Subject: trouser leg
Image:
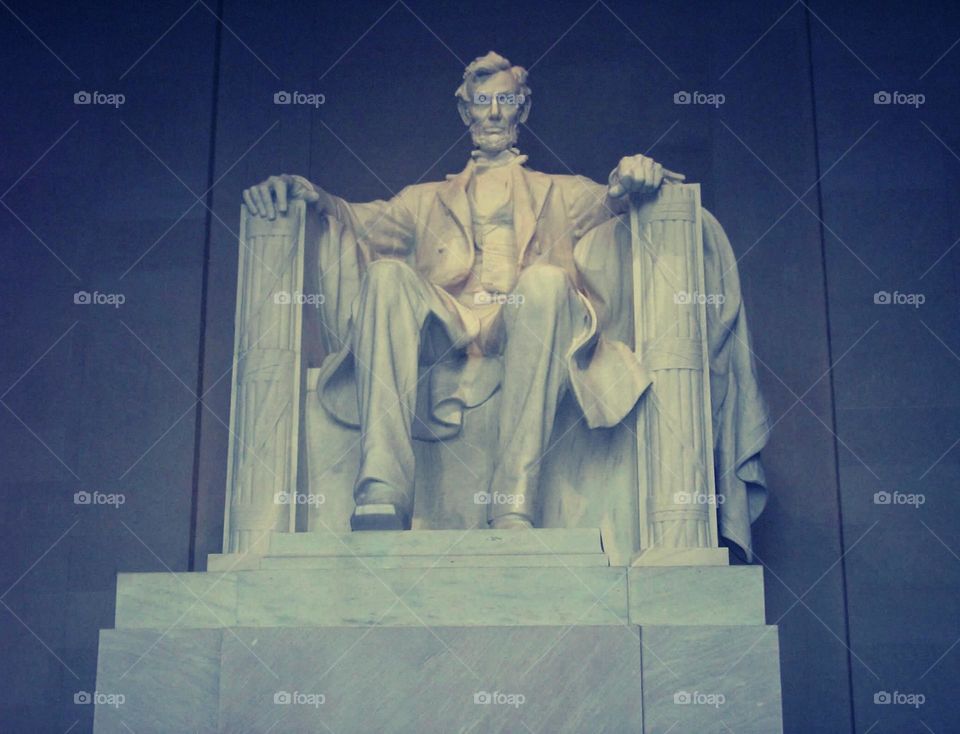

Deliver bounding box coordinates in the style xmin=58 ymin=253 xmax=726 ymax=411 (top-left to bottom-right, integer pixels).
xmin=350 ymin=259 xmax=433 ymax=516
xmin=488 ymin=264 xmax=587 ymax=526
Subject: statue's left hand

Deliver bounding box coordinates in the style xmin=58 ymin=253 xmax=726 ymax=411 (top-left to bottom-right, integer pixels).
xmin=608 ymin=155 xmax=685 ymax=198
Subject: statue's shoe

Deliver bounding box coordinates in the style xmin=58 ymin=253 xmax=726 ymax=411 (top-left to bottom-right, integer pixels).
xmin=351 ymin=480 xmax=411 ymax=531
xmin=489 ymin=513 xmax=534 ymax=530
xmin=350 ymin=503 xmax=409 ymax=531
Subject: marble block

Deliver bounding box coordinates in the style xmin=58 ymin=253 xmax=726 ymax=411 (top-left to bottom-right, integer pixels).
xmin=114 ymin=571 xmax=237 ymax=629
xmin=114 ymin=566 xmax=629 ymax=629
xmin=628 ymin=566 xmax=766 ymax=625
xmin=641 ymin=625 xmax=783 ymax=734
xmin=93 ymin=623 xmax=782 ymax=733
xmin=93 ymin=628 xmax=220 ymax=734
xmin=207 ymin=528 xmax=607 ymax=571
xmin=96 ymin=527 xmax=782 ymax=732
xmin=256 ymin=552 xmax=611 ymax=569
xmin=630 ymin=547 xmax=730 ymax=567
xmin=266 ymin=527 xmax=604 ymax=557
xmin=220 ymin=626 xmax=643 ymax=733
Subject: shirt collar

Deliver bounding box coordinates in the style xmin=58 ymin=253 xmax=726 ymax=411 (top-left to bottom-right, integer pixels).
xmin=470 ymin=147 xmax=528 ymax=170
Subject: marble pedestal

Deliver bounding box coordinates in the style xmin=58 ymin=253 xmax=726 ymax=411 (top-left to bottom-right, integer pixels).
xmin=93 ymin=530 xmax=783 ymax=733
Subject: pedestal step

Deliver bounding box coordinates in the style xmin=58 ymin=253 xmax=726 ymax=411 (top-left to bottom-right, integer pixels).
xmin=206 ymin=528 xmax=605 ymax=570
xmin=113 ymin=564 xmax=765 ymax=629
xmin=94 ymin=624 xmax=783 ymax=733
xmin=96 ymin=530 xmax=782 ymax=732
xmin=238 ymin=552 xmax=611 ymax=570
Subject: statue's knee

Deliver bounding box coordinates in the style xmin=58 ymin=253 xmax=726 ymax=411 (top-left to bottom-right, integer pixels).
xmin=513 ymin=265 xmax=570 ymax=310
xmin=361 ymin=259 xmax=419 ymax=299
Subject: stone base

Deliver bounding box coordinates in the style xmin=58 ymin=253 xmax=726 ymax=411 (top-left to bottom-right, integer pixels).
xmin=630 ymin=546 xmax=730 ymax=567
xmin=93 ymin=530 xmax=782 ymax=732
xmin=94 ymin=624 xmax=780 ymax=733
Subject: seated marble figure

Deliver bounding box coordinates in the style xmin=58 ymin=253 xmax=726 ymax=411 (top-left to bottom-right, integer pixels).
xmin=241 ymin=51 xmax=769 ymax=549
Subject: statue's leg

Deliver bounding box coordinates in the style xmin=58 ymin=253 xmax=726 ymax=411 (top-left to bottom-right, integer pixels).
xmin=350 ymin=259 xmax=434 ymax=530
xmin=489 ymin=264 xmax=588 ymax=528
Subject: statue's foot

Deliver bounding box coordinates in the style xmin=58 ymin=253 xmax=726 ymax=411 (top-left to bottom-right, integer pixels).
xmin=350 ymin=503 xmax=409 ymax=531
xmin=489 ymin=513 xmax=534 ymax=530
xmin=351 ymin=481 xmax=411 ymax=531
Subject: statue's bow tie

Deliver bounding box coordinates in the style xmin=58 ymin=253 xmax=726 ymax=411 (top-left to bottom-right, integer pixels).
xmin=471 ymin=148 xmax=528 ymax=169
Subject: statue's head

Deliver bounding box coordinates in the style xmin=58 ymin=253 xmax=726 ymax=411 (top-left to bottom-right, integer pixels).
xmin=455 ymin=51 xmax=531 ymax=155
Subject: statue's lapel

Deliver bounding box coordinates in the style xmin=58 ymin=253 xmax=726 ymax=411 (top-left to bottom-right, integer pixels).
xmin=439 ymin=163 xmax=473 ymax=243
xmin=437 ymin=158 xmax=552 ymax=262
xmin=514 ymin=166 xmax=551 ymax=261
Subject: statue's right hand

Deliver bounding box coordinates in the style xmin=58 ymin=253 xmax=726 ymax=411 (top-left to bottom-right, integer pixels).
xmin=242 ymin=174 xmax=320 ymax=219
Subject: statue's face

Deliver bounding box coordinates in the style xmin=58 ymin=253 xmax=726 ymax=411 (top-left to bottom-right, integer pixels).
xmin=465 ymin=70 xmax=524 ymax=155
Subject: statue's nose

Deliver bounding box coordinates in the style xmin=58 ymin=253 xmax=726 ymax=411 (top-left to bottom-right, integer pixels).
xmin=489 ymin=96 xmax=501 ymax=119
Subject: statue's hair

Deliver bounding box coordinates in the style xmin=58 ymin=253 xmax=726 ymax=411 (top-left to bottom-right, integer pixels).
xmin=455 ymin=51 xmax=531 ymax=104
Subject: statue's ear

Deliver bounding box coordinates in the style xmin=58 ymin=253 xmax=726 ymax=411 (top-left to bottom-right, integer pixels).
xmin=457 ymin=99 xmax=472 ymax=127
xmin=518 ymin=98 xmax=531 ymax=124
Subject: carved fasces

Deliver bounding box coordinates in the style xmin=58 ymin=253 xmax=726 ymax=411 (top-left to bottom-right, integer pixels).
xmin=223 ymin=201 xmax=308 ymax=553
xmin=630 ymin=184 xmax=720 ymax=555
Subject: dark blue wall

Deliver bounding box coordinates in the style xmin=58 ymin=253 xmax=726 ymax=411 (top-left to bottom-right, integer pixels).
xmin=1 ymin=1 xmax=958 ymax=731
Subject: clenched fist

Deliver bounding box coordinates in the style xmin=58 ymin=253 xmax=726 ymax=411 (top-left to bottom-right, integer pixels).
xmin=608 ymin=155 xmax=685 ymax=198
xmin=242 ymin=174 xmax=321 ymax=220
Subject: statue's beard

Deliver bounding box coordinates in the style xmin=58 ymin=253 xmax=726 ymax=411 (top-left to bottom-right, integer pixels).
xmin=470 ymin=120 xmax=519 ymax=154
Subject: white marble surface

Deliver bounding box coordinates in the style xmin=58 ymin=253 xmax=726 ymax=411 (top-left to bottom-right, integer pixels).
xmin=641 ymin=624 xmax=783 ymax=734
xmin=628 ymin=566 xmax=765 ymax=625
xmin=94 ymin=622 xmax=783 ymax=733
xmin=94 ymin=628 xmax=220 ymax=734
xmin=115 ymin=565 xmax=629 ymax=629
xmin=267 ymin=527 xmax=603 ymax=556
